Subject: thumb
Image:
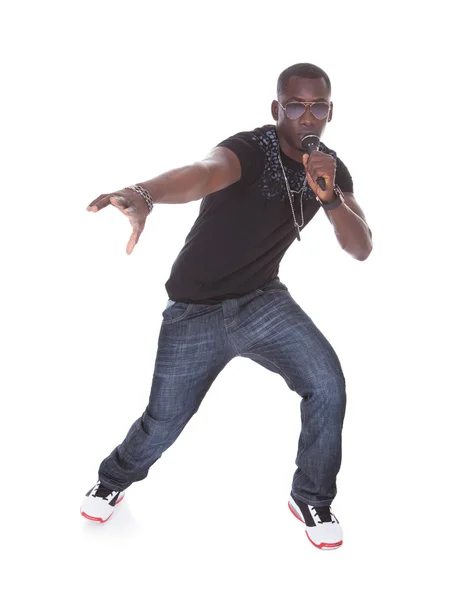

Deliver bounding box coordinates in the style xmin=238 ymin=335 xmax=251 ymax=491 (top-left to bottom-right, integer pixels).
xmin=302 ymin=154 xmax=309 ymax=168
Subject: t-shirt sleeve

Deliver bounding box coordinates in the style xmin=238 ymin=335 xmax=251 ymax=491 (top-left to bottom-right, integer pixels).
xmin=335 ymin=156 xmax=354 ymax=193
xmin=216 ymin=131 xmax=266 ymax=186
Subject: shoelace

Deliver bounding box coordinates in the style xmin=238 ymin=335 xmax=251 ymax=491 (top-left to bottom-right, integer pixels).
xmin=312 ymin=506 xmax=336 ymax=524
xmin=92 ymin=481 xmax=116 ymax=500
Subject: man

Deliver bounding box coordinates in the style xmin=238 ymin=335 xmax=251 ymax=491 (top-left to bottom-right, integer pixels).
xmin=81 ymin=63 xmax=373 ymax=551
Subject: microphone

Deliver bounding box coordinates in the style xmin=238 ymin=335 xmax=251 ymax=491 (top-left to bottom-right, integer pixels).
xmin=301 ymin=134 xmax=326 ymax=191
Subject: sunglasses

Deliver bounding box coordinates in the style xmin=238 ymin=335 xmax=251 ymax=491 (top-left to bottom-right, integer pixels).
xmin=278 ymin=101 xmax=330 ymax=120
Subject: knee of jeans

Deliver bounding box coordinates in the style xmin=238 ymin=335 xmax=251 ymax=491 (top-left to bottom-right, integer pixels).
xmin=309 ymin=369 xmax=346 ymax=404
xmin=327 ymin=368 xmax=346 ymax=393
xmin=325 ymin=373 xmax=346 ymax=417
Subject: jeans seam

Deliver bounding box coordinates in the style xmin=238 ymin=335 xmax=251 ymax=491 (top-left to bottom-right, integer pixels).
xmin=226 ymin=328 xmax=242 ymax=356
xmin=241 ymin=351 xmax=296 ymax=391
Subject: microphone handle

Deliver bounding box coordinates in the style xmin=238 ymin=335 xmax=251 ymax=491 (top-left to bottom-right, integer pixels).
xmin=317 ymin=176 xmax=326 ymax=192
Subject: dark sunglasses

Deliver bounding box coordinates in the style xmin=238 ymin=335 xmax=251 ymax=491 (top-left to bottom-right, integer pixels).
xmin=278 ymin=101 xmax=330 ymax=120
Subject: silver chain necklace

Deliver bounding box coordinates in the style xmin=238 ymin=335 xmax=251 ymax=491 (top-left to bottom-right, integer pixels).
xmin=278 ymin=148 xmax=308 ymax=241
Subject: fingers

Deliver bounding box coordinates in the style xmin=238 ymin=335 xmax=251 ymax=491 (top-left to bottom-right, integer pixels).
xmin=111 ymin=197 xmax=141 ymax=220
xmin=305 ymin=169 xmax=317 ymax=194
xmin=302 ymin=154 xmax=322 ymax=193
xmin=86 ymin=194 xmax=130 ymax=213
xmin=87 ymin=191 xmax=147 ymax=255
xmin=109 ymin=195 xmax=129 ymax=210
xmin=86 ymin=194 xmax=112 ymax=212
xmin=303 ymin=152 xmax=323 ymax=184
xmin=305 ymin=152 xmax=336 ymax=181
xmin=304 ymin=152 xmax=321 ymax=182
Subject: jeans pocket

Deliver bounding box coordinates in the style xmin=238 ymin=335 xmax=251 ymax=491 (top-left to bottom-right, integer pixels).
xmin=162 ymin=301 xmax=193 ymax=324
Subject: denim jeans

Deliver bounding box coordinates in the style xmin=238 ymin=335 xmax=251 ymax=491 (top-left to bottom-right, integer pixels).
xmin=98 ymin=278 xmax=346 ymax=507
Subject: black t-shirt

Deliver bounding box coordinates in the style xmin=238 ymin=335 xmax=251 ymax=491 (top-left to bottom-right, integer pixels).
xmin=165 ymin=124 xmax=353 ymax=304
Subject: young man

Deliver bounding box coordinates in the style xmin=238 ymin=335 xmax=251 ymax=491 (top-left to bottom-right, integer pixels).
xmin=81 ymin=63 xmax=373 ymax=551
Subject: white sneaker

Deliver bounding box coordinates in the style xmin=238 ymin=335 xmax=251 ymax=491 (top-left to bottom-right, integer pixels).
xmin=288 ymin=494 xmax=343 ymax=550
xmin=81 ymin=481 xmax=125 ymax=523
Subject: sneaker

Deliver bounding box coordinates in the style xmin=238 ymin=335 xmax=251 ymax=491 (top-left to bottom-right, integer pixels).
xmin=80 ymin=481 xmax=125 ymax=523
xmin=288 ymin=494 xmax=343 ymax=550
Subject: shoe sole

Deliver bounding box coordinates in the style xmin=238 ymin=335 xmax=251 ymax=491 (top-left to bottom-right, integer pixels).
xmin=81 ymin=494 xmax=125 ymax=523
xmin=288 ymin=500 xmax=343 ymax=550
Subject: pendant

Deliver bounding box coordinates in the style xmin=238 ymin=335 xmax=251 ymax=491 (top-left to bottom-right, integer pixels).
xmin=295 ymin=225 xmax=301 ymax=241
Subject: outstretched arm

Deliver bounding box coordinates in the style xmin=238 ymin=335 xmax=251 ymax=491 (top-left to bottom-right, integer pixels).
xmin=86 ymin=147 xmax=242 ymax=255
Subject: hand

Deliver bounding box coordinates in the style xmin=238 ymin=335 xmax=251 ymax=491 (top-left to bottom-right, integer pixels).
xmin=86 ymin=188 xmax=150 ymax=255
xmin=302 ymin=151 xmax=336 ymax=203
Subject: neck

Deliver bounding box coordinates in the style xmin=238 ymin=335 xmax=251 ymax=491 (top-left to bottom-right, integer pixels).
xmin=277 ymin=136 xmax=304 ymax=164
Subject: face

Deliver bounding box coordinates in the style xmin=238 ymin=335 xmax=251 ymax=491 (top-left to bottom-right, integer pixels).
xmin=271 ymin=76 xmax=333 ymax=162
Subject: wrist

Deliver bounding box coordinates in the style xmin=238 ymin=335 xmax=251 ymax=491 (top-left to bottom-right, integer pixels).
xmin=317 ymin=192 xmax=335 ymax=203
xmin=125 ymin=184 xmax=155 ymax=213
xmin=316 ymin=185 xmax=345 ymax=211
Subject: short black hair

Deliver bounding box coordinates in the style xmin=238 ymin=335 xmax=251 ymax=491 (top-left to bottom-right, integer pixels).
xmin=277 ymin=63 xmax=331 ymax=97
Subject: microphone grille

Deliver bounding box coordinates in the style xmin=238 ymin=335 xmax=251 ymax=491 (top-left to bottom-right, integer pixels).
xmin=301 ymin=134 xmax=321 ymax=153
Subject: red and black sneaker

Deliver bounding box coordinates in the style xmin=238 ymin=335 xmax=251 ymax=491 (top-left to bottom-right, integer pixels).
xmin=288 ymin=494 xmax=343 ymax=550
xmin=80 ymin=481 xmax=125 ymax=523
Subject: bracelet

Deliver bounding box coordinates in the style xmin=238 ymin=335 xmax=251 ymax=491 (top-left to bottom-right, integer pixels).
xmin=316 ymin=185 xmax=345 ymax=211
xmin=125 ymin=185 xmax=155 ymax=213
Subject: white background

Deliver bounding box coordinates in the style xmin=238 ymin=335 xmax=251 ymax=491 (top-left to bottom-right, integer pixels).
xmin=1 ymin=0 xmax=458 ymax=598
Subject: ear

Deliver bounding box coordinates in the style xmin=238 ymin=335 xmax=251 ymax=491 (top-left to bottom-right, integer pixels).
xmin=271 ymin=100 xmax=279 ymax=121
xmin=328 ymin=101 xmax=334 ymax=122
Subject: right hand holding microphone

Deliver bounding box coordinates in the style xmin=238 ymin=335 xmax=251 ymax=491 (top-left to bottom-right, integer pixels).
xmin=86 ymin=186 xmax=152 ymax=255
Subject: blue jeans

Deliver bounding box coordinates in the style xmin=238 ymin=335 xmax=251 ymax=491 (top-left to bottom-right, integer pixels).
xmin=98 ymin=278 xmax=346 ymax=507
